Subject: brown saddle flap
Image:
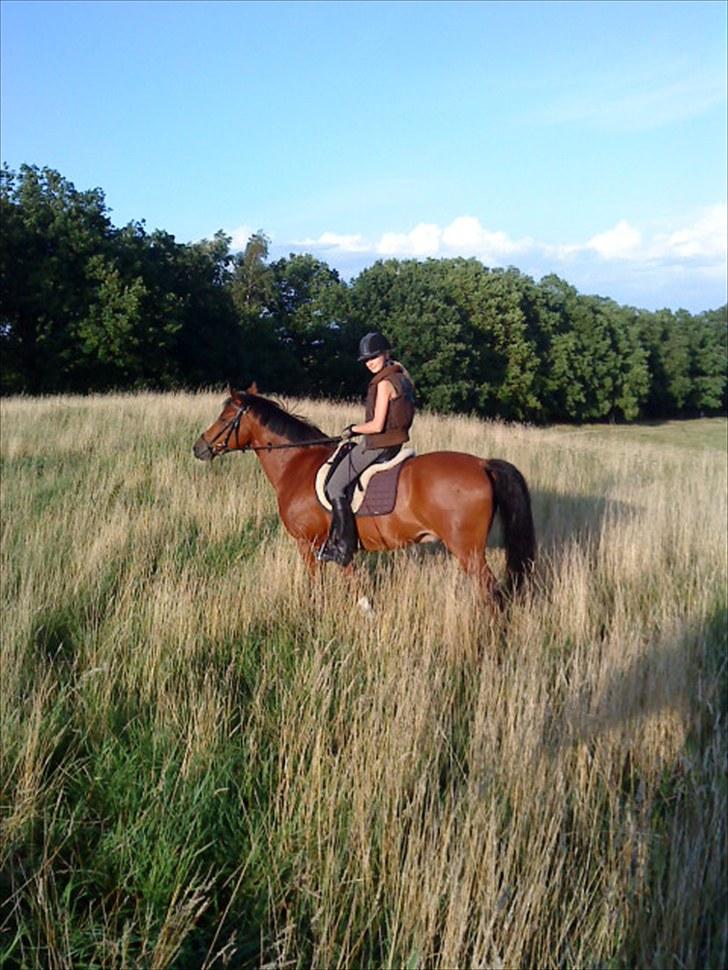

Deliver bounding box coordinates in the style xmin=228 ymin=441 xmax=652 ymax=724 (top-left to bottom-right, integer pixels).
xmin=354 ymin=458 xmax=412 ymax=517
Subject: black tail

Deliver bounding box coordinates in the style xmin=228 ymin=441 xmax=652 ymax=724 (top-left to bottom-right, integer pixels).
xmin=485 ymin=459 xmax=536 ymax=594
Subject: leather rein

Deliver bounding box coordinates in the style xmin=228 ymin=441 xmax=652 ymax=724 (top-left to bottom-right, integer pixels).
xmin=206 ymin=403 xmax=343 ymax=456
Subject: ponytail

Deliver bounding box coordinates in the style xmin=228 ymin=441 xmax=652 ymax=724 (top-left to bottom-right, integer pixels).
xmin=391 ymin=359 xmax=414 ymax=386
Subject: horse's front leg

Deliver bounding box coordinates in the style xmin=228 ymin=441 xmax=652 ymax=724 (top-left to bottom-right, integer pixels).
xmin=334 ymin=561 xmax=374 ymax=617
xmin=300 ymin=545 xmax=375 ymax=617
xmin=296 ymin=536 xmax=322 ymax=577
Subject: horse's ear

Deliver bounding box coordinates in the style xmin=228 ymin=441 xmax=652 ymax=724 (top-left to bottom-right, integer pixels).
xmin=246 ymin=381 xmax=258 ymax=395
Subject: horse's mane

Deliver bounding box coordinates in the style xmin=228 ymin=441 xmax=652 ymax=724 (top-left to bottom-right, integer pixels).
xmin=242 ymin=394 xmax=325 ymax=442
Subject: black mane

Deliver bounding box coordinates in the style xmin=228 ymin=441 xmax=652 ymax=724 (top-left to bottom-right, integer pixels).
xmin=243 ymin=394 xmax=325 ymax=442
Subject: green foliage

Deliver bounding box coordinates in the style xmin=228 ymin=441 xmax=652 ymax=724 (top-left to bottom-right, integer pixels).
xmin=269 ymin=252 xmax=349 ymax=396
xmin=1 ymin=164 xmax=726 ymax=421
xmin=638 ymin=309 xmax=692 ymax=417
xmin=687 ymin=308 xmax=728 ymax=413
xmin=0 ymin=164 xmax=113 ymax=391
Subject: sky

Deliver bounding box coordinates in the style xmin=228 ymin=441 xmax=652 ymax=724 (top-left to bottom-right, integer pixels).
xmin=2 ymin=0 xmax=726 ymax=311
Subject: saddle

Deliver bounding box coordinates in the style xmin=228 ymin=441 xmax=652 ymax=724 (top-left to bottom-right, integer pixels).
xmin=315 ymin=443 xmax=415 ymax=517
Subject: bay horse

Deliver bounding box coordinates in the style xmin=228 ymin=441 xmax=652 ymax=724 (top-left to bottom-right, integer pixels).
xmin=193 ymin=386 xmax=536 ymax=600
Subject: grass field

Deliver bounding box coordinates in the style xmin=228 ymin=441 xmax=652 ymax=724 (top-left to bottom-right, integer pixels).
xmin=1 ymin=393 xmax=726 ymax=969
xmin=550 ymin=417 xmax=727 ymax=451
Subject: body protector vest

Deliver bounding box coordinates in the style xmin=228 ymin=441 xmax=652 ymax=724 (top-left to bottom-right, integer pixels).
xmin=364 ymin=363 xmax=415 ymax=450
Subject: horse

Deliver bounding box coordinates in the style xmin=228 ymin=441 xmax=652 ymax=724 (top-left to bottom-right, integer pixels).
xmin=193 ymin=386 xmax=536 ymax=601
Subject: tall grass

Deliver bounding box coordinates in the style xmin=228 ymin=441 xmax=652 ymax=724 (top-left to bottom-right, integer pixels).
xmin=1 ymin=392 xmax=726 ymax=969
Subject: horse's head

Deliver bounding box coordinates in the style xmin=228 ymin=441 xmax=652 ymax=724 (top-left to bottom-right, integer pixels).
xmin=193 ymin=383 xmax=258 ymax=461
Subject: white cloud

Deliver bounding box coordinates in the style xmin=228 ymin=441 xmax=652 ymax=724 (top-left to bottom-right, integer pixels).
xmin=441 ymin=216 xmax=534 ymax=262
xmin=542 ymin=206 xmax=727 ymax=270
xmin=441 ymin=216 xmax=484 ymax=250
xmin=585 ymin=220 xmax=643 ymax=260
xmin=282 ymin=205 xmax=727 ymax=308
xmin=377 ymin=223 xmax=441 ymax=257
xmin=319 ymin=231 xmax=369 ymax=252
xmin=296 ymin=231 xmax=370 ymax=253
xmin=367 ymin=216 xmax=533 ymax=261
xmin=650 ymin=203 xmax=727 ymax=262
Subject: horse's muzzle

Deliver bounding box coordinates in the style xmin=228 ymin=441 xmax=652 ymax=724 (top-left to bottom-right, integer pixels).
xmin=193 ymin=436 xmax=214 ymax=461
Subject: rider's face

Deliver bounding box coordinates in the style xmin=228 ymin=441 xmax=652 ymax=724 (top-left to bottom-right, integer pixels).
xmin=365 ymin=354 xmax=387 ymax=373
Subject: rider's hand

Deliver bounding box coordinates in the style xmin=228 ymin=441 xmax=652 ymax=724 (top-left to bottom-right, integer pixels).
xmin=340 ymin=424 xmax=358 ymax=440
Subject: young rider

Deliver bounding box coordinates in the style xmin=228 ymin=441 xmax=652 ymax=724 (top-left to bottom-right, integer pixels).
xmin=317 ymin=332 xmax=415 ymax=566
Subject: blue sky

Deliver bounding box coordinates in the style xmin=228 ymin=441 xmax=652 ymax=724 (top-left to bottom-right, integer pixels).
xmin=2 ymin=0 xmax=726 ymax=310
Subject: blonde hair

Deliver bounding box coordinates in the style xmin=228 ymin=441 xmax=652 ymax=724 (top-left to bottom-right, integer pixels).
xmin=390 ymin=358 xmax=414 ymax=385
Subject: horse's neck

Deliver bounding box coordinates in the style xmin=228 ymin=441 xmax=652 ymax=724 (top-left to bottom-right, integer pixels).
xmin=248 ymin=420 xmax=319 ymax=494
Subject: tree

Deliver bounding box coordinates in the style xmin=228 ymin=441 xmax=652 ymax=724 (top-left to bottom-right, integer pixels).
xmin=601 ymin=301 xmax=649 ymax=421
xmin=72 ymin=225 xmax=239 ymax=389
xmin=533 ymin=274 xmax=586 ymax=421
xmin=0 ymin=164 xmax=112 ymax=392
xmin=637 ymin=308 xmax=692 ymax=417
xmin=2 ymin=163 xmax=724 ymax=419
xmin=269 ymin=253 xmax=349 ymax=396
xmin=229 ymin=232 xmax=275 ymax=319
xmin=463 ymin=266 xmax=542 ymax=420
xmin=687 ymin=307 xmax=727 ymax=413
xmin=226 ymin=232 xmax=290 ymax=389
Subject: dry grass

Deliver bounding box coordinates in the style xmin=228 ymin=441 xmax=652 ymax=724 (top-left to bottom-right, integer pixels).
xmin=1 ymin=392 xmax=726 ymax=969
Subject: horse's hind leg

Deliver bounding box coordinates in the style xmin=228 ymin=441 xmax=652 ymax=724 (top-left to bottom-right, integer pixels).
xmin=443 ymin=536 xmax=500 ymax=605
xmin=461 ymin=550 xmax=499 ymax=600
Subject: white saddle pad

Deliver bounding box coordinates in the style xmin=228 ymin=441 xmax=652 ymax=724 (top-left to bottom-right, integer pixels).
xmin=315 ymin=443 xmax=415 ymax=513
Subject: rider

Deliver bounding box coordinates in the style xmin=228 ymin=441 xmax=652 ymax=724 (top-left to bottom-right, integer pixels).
xmin=317 ymin=332 xmax=415 ymax=566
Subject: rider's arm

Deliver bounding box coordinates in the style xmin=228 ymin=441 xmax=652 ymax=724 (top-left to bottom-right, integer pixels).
xmin=352 ymin=380 xmax=396 ymax=435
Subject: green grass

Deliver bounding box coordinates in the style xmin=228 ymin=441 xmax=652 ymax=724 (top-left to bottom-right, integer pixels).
xmin=1 ymin=394 xmax=726 ymax=969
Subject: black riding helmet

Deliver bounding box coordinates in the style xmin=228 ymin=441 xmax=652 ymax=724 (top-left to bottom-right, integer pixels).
xmin=358 ymin=332 xmax=392 ymax=362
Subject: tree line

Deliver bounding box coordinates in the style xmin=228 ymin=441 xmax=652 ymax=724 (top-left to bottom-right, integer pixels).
xmin=2 ymin=164 xmax=726 ymax=422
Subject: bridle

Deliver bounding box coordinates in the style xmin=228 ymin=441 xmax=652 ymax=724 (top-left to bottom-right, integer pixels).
xmin=205 ymin=402 xmax=250 ymax=456
xmin=205 ymin=402 xmax=342 ymax=457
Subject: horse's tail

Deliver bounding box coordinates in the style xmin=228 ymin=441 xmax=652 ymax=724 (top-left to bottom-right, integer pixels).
xmin=485 ymin=459 xmax=536 ymax=594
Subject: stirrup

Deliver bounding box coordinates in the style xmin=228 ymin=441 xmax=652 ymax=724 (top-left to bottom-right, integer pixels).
xmin=316 ymin=534 xmax=356 ymax=566
xmin=316 ymin=541 xmax=341 ymax=563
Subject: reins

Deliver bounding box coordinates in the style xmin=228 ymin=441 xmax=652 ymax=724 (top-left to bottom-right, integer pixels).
xmin=242 ymin=436 xmax=342 ymax=452
xmin=206 ymin=402 xmax=342 ymax=456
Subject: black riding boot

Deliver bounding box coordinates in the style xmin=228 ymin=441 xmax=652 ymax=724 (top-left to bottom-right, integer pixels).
xmin=317 ymin=499 xmax=358 ymax=566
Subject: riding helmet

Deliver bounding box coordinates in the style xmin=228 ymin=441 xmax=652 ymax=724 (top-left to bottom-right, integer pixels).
xmin=358 ymin=332 xmax=392 ymax=362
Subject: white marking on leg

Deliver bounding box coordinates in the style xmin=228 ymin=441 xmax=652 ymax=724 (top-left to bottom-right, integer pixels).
xmin=357 ymin=595 xmax=375 ymax=619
